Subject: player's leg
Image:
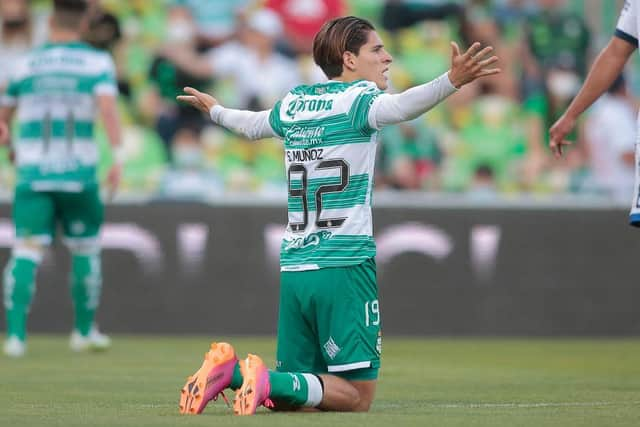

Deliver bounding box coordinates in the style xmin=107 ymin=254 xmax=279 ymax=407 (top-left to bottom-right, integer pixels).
xmin=317 ymin=375 xmax=376 ymax=412
xmin=234 ymin=259 xmax=381 ymax=414
xmin=59 ymin=187 xmax=108 ymax=350
xmin=314 ymin=257 xmax=381 ymax=411
xmin=233 ymin=275 xmax=326 ymax=415
xmin=233 ymin=358 xmax=376 ymax=414
xmin=3 ymin=187 xmax=54 ymax=357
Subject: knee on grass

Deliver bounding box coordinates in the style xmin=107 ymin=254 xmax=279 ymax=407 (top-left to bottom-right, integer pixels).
xmin=317 ymin=375 xmax=373 ymax=412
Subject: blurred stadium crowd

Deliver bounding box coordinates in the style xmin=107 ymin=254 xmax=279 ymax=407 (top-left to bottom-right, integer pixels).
xmin=0 ymin=0 xmax=636 ymax=201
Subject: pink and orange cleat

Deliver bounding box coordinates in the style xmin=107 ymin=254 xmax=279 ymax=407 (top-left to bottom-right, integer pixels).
xmin=233 ymin=353 xmax=274 ymax=415
xmin=179 ymin=342 xmax=237 ymax=414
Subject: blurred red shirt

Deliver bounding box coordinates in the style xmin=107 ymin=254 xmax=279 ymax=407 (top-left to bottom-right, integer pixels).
xmin=265 ymin=0 xmax=346 ymax=53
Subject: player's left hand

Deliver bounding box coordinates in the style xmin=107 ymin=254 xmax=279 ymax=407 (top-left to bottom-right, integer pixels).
xmin=549 ymin=113 xmax=575 ymax=158
xmin=105 ymin=163 xmax=122 ymax=201
xmin=448 ymin=42 xmax=500 ymax=88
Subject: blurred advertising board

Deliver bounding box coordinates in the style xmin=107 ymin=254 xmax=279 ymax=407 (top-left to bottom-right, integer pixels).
xmin=1 ymin=201 xmax=638 ymax=336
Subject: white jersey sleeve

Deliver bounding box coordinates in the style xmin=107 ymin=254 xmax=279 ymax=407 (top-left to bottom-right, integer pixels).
xmin=367 ymin=72 xmax=457 ymax=130
xmin=209 ymin=105 xmax=276 ymax=140
xmin=616 ymin=0 xmax=639 ymax=47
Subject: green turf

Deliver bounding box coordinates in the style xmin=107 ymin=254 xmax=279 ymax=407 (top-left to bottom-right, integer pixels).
xmin=1 ymin=336 xmax=639 ymax=427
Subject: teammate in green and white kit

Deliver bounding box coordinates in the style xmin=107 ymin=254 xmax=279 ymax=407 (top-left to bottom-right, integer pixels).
xmin=177 ymin=16 xmax=499 ymax=415
xmin=0 ymin=0 xmax=122 ymax=357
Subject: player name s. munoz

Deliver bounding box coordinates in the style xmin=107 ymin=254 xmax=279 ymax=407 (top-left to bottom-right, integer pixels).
xmin=286 ymin=148 xmax=325 ymax=162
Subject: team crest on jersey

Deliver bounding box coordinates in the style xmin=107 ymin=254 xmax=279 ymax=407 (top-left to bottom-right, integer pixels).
xmin=285 ymin=96 xmax=333 ymax=118
xmin=284 ymin=230 xmax=332 ymax=250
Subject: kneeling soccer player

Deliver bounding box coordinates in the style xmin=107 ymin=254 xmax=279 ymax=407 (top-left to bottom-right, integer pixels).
xmin=177 ymin=15 xmax=500 ymax=414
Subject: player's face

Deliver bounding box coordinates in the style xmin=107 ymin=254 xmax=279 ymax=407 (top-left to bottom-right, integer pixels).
xmin=352 ymin=31 xmax=393 ymax=90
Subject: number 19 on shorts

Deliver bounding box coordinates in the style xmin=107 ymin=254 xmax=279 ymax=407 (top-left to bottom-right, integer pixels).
xmin=364 ymin=300 xmax=380 ymax=327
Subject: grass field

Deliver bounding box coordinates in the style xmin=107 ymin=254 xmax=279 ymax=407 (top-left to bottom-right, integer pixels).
xmin=1 ymin=336 xmax=639 ymax=427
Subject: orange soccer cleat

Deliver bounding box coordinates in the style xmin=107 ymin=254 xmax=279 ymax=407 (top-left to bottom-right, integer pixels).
xmin=233 ymin=353 xmax=274 ymax=415
xmin=179 ymin=342 xmax=237 ymax=414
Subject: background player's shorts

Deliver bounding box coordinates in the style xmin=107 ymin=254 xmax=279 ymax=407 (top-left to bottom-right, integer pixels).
xmin=12 ymin=184 xmax=104 ymax=244
xmin=276 ymin=257 xmax=381 ymax=381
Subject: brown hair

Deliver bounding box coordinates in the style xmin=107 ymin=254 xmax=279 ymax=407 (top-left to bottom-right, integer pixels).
xmin=52 ymin=0 xmax=88 ymax=30
xmin=312 ymin=16 xmax=375 ymax=79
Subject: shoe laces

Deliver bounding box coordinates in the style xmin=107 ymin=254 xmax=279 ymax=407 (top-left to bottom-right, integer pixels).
xmin=213 ymin=391 xmax=231 ymax=408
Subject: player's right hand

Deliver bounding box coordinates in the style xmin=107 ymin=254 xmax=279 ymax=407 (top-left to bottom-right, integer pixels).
xmin=549 ymin=113 xmax=575 ymax=159
xmin=105 ymin=163 xmax=122 ymax=202
xmin=448 ymin=42 xmax=500 ymax=88
xmin=177 ymin=87 xmax=219 ymax=114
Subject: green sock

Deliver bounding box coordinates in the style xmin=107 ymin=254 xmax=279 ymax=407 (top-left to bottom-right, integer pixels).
xmin=230 ymin=362 xmax=243 ymax=390
xmin=3 ymin=256 xmax=38 ymax=341
xmin=70 ymin=253 xmax=102 ymax=336
xmin=268 ymin=371 xmax=324 ymax=407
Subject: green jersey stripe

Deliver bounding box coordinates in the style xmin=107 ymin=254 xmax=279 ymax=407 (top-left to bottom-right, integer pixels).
xmin=11 ymin=73 xmax=107 ymax=95
xmin=19 ymin=120 xmax=94 ymax=140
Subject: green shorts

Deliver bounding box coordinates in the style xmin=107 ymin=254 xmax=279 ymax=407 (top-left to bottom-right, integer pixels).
xmin=276 ymin=258 xmax=381 ymax=381
xmin=12 ymin=184 xmax=103 ymax=244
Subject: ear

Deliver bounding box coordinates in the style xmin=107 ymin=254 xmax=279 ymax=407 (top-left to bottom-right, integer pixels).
xmin=342 ymin=51 xmax=357 ymax=72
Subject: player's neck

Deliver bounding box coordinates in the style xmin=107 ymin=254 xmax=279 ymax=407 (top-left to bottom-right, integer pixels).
xmin=48 ymin=28 xmax=81 ymax=44
xmin=333 ymin=67 xmax=367 ymax=83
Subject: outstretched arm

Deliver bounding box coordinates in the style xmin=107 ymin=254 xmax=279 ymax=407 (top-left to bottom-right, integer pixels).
xmin=177 ymin=87 xmax=276 ymax=140
xmin=370 ymin=42 xmax=500 ymax=129
xmin=0 ymin=120 xmax=9 ymax=146
xmin=97 ymin=94 xmax=123 ymax=198
xmin=0 ymin=103 xmax=16 ymax=163
xmin=549 ymin=37 xmax=636 ymax=158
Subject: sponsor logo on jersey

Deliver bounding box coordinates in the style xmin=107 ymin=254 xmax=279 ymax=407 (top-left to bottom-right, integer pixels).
xmin=30 ymin=55 xmax=84 ymax=69
xmin=284 ymin=230 xmax=332 ymax=250
xmin=285 ymin=125 xmax=325 ymax=146
xmin=285 ymin=97 xmax=333 ymax=118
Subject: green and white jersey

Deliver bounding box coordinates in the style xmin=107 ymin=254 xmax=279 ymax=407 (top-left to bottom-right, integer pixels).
xmin=269 ymin=80 xmax=383 ymax=271
xmin=0 ymin=41 xmax=118 ymax=192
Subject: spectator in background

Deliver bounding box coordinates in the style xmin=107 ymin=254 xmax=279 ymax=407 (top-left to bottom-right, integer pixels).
xmin=84 ymin=0 xmax=121 ymax=51
xmin=169 ymin=0 xmax=250 ymax=49
xmin=162 ymin=8 xmax=301 ymax=111
xmin=467 ymin=163 xmax=498 ymax=199
xmin=442 ymin=80 xmax=526 ymax=192
xmin=83 ymin=0 xmax=129 ymax=99
xmin=265 ymin=0 xmax=345 ymax=56
xmin=522 ymin=0 xmax=591 ymax=97
xmin=584 ymin=74 xmax=637 ymax=201
xmin=158 ymin=127 xmax=223 ymax=199
xmin=522 ymin=61 xmax=585 ymax=191
xmin=148 ymin=6 xmax=212 ymax=161
xmin=379 ymin=120 xmax=442 ymax=190
xmin=493 ymin=0 xmax=536 ymax=36
xmin=0 ymin=0 xmax=48 ymax=91
xmin=465 ymin=0 xmax=518 ymax=98
xmin=381 ymin=0 xmax=472 ymax=46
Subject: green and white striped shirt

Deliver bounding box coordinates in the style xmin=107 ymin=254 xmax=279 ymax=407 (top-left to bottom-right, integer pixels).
xmin=269 ymin=80 xmax=383 ymax=270
xmin=209 ymin=72 xmax=456 ymax=271
xmin=1 ymin=41 xmax=118 ymax=192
